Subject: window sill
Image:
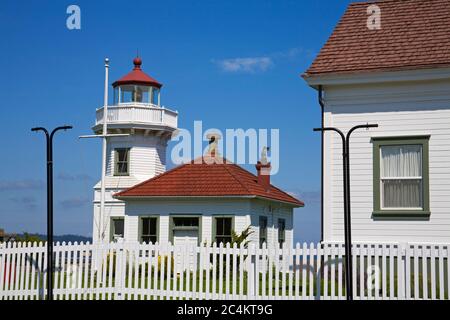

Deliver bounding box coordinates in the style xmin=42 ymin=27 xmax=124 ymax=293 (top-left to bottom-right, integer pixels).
xmin=114 ymin=174 xmax=130 ymax=177
xmin=372 ymin=210 xmax=430 ymax=218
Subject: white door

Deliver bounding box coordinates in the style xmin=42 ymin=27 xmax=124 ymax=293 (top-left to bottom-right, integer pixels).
xmin=174 ymin=229 xmax=198 ymax=273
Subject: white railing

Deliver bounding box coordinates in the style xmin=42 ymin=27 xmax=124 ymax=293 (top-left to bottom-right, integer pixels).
xmin=95 ymin=104 xmax=178 ymax=129
xmin=0 ymin=241 xmax=449 ymax=300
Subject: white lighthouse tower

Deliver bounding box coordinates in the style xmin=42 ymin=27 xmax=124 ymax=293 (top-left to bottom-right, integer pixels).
xmin=91 ymin=57 xmax=178 ymax=243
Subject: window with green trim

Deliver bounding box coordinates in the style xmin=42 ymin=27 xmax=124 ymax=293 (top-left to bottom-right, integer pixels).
xmin=114 ymin=148 xmax=130 ymax=176
xmin=373 ymin=136 xmax=430 ymax=216
xmin=215 ymin=217 xmax=232 ymax=244
xmin=141 ymin=217 xmax=158 ymax=244
xmin=110 ymin=217 xmax=124 ymax=242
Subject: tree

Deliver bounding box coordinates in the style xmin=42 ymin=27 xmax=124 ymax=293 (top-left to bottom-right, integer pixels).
xmin=15 ymin=232 xmax=42 ymax=243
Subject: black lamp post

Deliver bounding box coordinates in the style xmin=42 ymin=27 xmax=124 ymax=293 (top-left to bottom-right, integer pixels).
xmin=31 ymin=125 xmax=73 ymax=300
xmin=314 ymin=123 xmax=378 ymax=300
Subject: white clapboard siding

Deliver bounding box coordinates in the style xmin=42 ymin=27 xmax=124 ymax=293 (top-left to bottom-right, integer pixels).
xmin=323 ymin=78 xmax=450 ymax=243
xmin=0 ymin=241 xmax=449 ymax=300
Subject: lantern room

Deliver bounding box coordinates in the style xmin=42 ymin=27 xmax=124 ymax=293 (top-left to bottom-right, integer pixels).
xmin=112 ymin=57 xmax=162 ymax=106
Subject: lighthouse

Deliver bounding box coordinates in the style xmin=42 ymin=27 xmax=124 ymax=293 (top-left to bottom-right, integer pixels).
xmin=91 ymin=57 xmax=178 ymax=243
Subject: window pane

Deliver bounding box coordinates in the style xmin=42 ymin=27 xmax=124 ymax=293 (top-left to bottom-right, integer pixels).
xmin=121 ymin=86 xmax=133 ymax=103
xmin=383 ymin=179 xmax=422 ymax=208
xmin=115 ymin=149 xmax=129 ymax=175
xmin=142 ymin=218 xmax=157 ymax=243
xmin=152 ymin=88 xmax=159 ymax=105
xmin=224 ymin=218 xmax=232 ymax=235
xmin=142 ymin=218 xmax=150 ymax=235
xmin=381 ymin=145 xmax=422 ymax=178
xmin=259 ymin=216 xmax=267 ymax=247
xmin=113 ymin=219 xmax=124 ymax=236
xmin=117 ymin=149 xmax=129 ymax=162
xmin=278 ymin=219 xmax=286 ymax=245
xmin=173 ymin=217 xmax=199 ymax=227
xmin=118 ymin=163 xmax=128 ymax=174
xmin=149 ymin=218 xmax=157 ymax=235
xmin=215 ymin=218 xmax=232 ymax=243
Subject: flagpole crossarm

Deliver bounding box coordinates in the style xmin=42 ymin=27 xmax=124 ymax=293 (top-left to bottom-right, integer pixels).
xmin=79 ymin=134 xmax=131 ymax=139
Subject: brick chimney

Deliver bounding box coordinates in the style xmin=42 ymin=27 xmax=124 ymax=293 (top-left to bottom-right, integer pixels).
xmin=256 ymin=161 xmax=271 ymax=191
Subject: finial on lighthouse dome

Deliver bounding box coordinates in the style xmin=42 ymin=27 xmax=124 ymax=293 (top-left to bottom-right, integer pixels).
xmin=112 ymin=55 xmax=162 ymax=89
xmin=133 ymin=56 xmax=142 ymax=69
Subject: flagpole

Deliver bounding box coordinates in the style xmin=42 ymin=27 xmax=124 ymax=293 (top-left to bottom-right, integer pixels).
xmin=99 ymin=58 xmax=109 ymax=243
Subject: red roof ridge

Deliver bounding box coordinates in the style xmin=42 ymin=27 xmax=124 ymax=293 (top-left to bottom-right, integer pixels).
xmin=222 ymin=163 xmax=253 ymax=194
xmin=226 ymin=163 xmax=304 ymax=206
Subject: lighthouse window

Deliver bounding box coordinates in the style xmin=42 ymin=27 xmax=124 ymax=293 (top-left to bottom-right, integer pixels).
xmin=120 ymin=86 xmax=133 ymax=103
xmin=151 ymin=87 xmax=160 ymax=105
xmin=119 ymin=85 xmax=151 ymax=104
xmin=114 ymin=148 xmax=130 ymax=176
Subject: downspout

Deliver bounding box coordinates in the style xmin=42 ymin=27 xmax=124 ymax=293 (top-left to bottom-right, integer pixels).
xmin=318 ymin=85 xmax=325 ymax=243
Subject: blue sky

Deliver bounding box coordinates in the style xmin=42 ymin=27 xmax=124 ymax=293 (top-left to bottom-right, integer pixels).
xmin=0 ymin=0 xmax=354 ymax=242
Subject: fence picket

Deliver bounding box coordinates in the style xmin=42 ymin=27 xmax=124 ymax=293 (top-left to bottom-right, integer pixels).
xmin=225 ymin=243 xmax=230 ymax=299
xmin=389 ymin=244 xmax=395 ymax=299
xmin=352 ymin=244 xmax=357 ymax=299
xmin=422 ymin=245 xmax=428 ymax=299
xmin=308 ymin=243 xmax=314 ymax=299
xmin=281 ymin=245 xmax=286 ymax=300
xmin=338 ymin=243 xmax=343 ymax=300
xmin=413 ymin=245 xmax=419 ymax=299
xmin=211 ymin=243 xmax=216 ymax=299
xmin=316 ymin=243 xmax=322 ymax=300
xmin=238 ymin=244 xmax=244 ymax=299
xmin=438 ymin=245 xmax=444 ymax=300
xmin=430 ymin=245 xmax=436 ymax=300
xmin=205 ymin=244 xmax=211 ymax=300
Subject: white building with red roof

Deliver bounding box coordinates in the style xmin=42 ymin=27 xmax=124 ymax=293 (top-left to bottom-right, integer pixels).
xmin=303 ymin=0 xmax=450 ymax=244
xmin=91 ymin=57 xmax=303 ymax=248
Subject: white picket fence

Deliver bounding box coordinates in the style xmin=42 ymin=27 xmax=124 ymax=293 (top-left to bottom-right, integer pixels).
xmin=0 ymin=241 xmax=449 ymax=300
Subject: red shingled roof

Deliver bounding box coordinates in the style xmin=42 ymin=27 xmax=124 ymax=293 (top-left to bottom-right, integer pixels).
xmin=304 ymin=0 xmax=450 ymax=76
xmin=114 ymin=156 xmax=304 ymax=207
xmin=112 ymin=57 xmax=162 ymax=88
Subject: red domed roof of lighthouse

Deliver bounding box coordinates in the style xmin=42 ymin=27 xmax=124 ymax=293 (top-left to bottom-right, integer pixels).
xmin=112 ymin=57 xmax=162 ymax=88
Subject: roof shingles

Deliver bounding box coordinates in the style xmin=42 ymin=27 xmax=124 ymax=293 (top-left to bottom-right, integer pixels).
xmin=304 ymin=0 xmax=450 ymax=76
xmin=114 ymin=156 xmax=304 ymax=207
